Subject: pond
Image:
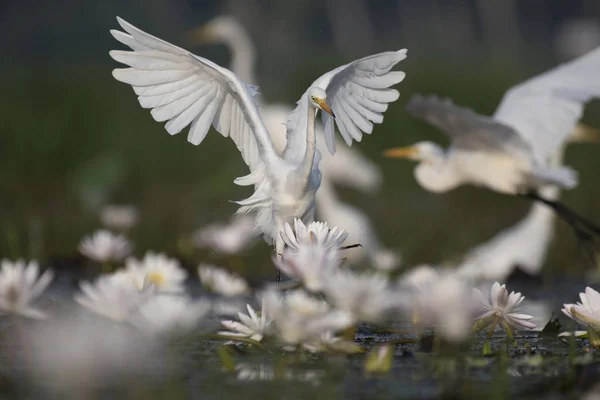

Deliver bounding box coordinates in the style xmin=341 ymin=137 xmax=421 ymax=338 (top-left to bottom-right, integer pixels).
xmin=0 ymin=271 xmax=597 ymax=400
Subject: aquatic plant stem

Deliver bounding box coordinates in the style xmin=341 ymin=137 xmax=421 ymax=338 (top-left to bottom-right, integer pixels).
xmin=487 ymin=319 xmax=498 ymax=340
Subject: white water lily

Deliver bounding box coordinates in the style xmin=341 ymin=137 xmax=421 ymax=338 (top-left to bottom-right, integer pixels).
xmin=198 ymin=265 xmax=250 ymax=297
xmin=262 ymin=289 xmax=353 ymax=346
xmin=274 ymin=242 xmax=341 ymax=292
xmin=0 ymin=259 xmax=53 ymax=319
xmin=473 ymin=282 xmax=536 ymax=335
xmin=125 ymin=252 xmax=187 ymax=293
xmin=132 ymin=294 xmax=212 ymax=336
xmin=562 ymin=286 xmax=600 ymax=329
xmin=280 ymin=219 xmax=347 ymax=250
xmin=193 ymin=215 xmax=257 ymax=254
xmin=218 ymin=301 xmax=271 ymax=342
xmin=75 ymin=273 xmax=154 ymax=322
xmin=99 ymin=204 xmax=139 ymax=231
xmin=322 ymin=269 xmax=399 ymax=323
xmin=78 ymin=230 xmax=132 ymax=263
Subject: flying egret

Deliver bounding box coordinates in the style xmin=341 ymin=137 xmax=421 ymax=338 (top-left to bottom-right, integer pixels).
xmin=189 ymin=15 xmax=397 ymax=267
xmin=384 ymin=47 xmax=600 ymax=241
xmin=109 ymin=17 xmax=407 ymax=259
xmin=457 ymin=126 xmax=600 ymax=281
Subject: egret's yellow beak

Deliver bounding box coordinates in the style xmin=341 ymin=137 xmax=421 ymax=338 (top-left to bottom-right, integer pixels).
xmin=382 ymin=146 xmax=419 ymax=159
xmin=570 ymin=123 xmax=600 ymax=143
xmin=316 ymin=99 xmax=335 ymax=118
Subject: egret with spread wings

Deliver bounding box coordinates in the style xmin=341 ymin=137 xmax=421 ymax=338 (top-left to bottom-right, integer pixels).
xmin=109 ymin=17 xmax=407 ymax=258
xmin=384 ymin=47 xmax=600 ymax=240
xmin=189 ymin=15 xmax=400 ymax=269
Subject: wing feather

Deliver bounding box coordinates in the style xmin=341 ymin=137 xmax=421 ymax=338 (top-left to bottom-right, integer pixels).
xmin=188 ymin=87 xmax=222 ymax=145
xmin=112 ymin=68 xmax=195 ymax=86
xmin=109 ymin=17 xmax=278 ymax=173
xmin=340 ymin=100 xmax=373 ymax=133
xmin=285 ymin=49 xmax=407 ymax=155
xmin=151 ymin=83 xmax=212 ymax=123
xmin=110 ymin=50 xmax=191 ymax=70
xmin=406 ymin=94 xmax=533 ymax=156
xmin=133 ymin=75 xmax=199 ymax=96
xmin=346 ymin=95 xmax=383 ymax=123
xmin=357 ymin=95 xmax=388 ymax=113
xmin=138 ymin=79 xmax=205 ymax=109
xmin=493 ymin=47 xmax=600 ymax=163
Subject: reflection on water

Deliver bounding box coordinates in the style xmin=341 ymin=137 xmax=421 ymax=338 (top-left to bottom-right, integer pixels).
xmin=235 ymin=363 xmax=325 ymax=385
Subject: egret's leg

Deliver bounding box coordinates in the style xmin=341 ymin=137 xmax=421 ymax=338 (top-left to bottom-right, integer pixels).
xmin=523 ymin=192 xmax=600 ymax=235
xmin=521 ymin=192 xmax=599 ymax=267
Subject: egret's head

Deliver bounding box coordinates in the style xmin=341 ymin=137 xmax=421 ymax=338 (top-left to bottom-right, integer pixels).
xmin=383 ymin=141 xmax=443 ymax=162
xmin=188 ymin=16 xmax=244 ymax=45
xmin=308 ymin=87 xmax=335 ymax=117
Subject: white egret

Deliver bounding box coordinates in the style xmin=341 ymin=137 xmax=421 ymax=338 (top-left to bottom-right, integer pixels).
xmin=457 ymin=126 xmax=600 ymax=280
xmin=384 ymin=47 xmax=600 ymax=241
xmin=189 ymin=15 xmax=397 ymax=266
xmin=109 ymin=17 xmax=407 ymax=259
xmin=189 ymin=16 xmax=384 ymax=189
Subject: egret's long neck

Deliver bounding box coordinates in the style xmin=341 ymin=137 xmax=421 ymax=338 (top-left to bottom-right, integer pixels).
xmin=294 ymin=103 xmax=317 ymax=187
xmin=227 ymin=30 xmax=257 ymax=84
xmin=301 ymin=106 xmax=318 ymax=177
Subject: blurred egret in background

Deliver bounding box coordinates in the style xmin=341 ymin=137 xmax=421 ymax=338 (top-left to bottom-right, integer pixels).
xmin=457 ymin=126 xmax=600 ymax=281
xmin=384 ymin=47 xmax=600 ymax=243
xmin=188 ymin=16 xmax=400 ymax=267
xmin=109 ymin=17 xmax=406 ymax=258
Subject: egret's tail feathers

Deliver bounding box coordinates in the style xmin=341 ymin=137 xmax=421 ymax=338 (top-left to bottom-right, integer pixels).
xmin=530 ymin=166 xmax=578 ymax=189
xmin=233 ymin=173 xmax=256 ymax=186
xmin=234 ymin=205 xmax=275 ymax=245
xmin=233 ymin=191 xmax=270 ymax=207
xmin=234 ymin=167 xmax=267 ymax=186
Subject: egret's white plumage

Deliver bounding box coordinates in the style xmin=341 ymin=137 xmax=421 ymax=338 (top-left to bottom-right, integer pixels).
xmin=384 ymin=47 xmax=600 ymax=195
xmin=188 ymin=15 xmax=397 ymax=264
xmin=109 ymin=17 xmax=407 ymax=258
xmin=456 ymin=125 xmax=600 ymax=280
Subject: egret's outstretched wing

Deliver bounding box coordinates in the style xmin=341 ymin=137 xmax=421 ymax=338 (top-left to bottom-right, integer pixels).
xmin=109 ymin=17 xmax=278 ymax=172
xmin=286 ymin=50 xmax=407 ymax=156
xmin=493 ymin=47 xmax=600 ymax=163
xmin=406 ymin=94 xmax=532 ymax=156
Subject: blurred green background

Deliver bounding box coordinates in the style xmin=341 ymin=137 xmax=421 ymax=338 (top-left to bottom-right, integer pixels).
xmin=1 ymin=0 xmax=600 ymax=281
